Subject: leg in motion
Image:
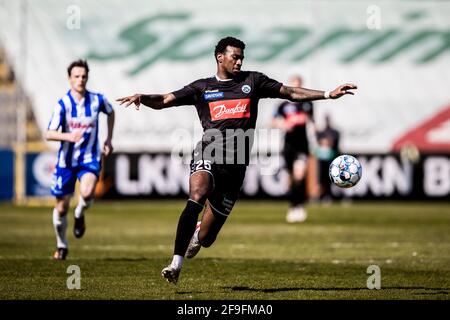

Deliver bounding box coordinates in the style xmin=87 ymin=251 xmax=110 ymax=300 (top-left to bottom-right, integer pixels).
xmin=74 ymin=172 xmax=97 ymax=238
xmin=286 ymin=155 xmax=308 ymax=223
xmin=162 ymin=171 xmax=213 ymax=284
xmin=52 ymin=195 xmax=71 ymax=260
xmin=186 ymin=166 xmax=245 ymax=259
xmin=185 ymin=201 xmax=228 ymax=259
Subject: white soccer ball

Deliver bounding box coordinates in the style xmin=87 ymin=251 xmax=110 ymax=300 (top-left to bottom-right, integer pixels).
xmin=329 ymin=155 xmax=362 ymax=188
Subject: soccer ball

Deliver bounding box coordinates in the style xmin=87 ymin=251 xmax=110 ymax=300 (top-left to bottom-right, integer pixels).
xmin=329 ymin=155 xmax=362 ymax=188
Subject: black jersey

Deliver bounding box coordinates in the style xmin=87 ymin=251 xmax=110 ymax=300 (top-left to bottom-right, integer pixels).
xmin=172 ymin=71 xmax=282 ymax=164
xmin=274 ymin=100 xmax=314 ymax=150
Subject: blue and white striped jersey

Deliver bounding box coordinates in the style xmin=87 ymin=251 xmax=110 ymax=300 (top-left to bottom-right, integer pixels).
xmin=48 ymin=90 xmax=113 ymax=168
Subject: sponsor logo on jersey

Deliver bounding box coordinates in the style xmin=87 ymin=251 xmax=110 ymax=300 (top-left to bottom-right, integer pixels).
xmin=242 ymin=85 xmax=251 ymax=94
xmin=204 ymin=92 xmax=225 ymax=101
xmin=69 ymin=121 xmax=94 ymax=129
xmin=209 ymin=99 xmax=251 ymax=121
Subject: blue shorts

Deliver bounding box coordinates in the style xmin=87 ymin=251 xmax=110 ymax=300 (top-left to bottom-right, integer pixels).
xmin=51 ymin=163 xmax=100 ymax=197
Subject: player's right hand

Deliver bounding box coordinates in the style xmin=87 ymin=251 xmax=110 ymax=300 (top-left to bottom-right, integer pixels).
xmin=69 ymin=130 xmax=83 ymax=143
xmin=116 ymin=94 xmax=141 ymax=110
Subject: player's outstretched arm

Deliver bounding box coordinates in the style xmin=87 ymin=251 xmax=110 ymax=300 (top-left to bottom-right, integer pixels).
xmin=279 ymin=83 xmax=357 ymax=102
xmin=116 ymin=93 xmax=176 ymax=110
xmin=45 ymin=130 xmax=83 ymax=143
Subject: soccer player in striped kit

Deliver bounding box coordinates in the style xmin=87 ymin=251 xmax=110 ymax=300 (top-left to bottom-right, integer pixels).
xmin=46 ymin=60 xmax=115 ymax=260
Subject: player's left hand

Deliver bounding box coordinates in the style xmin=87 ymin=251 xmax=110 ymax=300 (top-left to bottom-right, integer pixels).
xmin=330 ymin=84 xmax=357 ymax=99
xmin=103 ymin=139 xmax=113 ymax=156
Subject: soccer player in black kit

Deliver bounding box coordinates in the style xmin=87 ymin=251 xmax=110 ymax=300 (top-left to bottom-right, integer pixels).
xmin=117 ymin=37 xmax=357 ymax=284
xmin=272 ymin=75 xmax=314 ymax=223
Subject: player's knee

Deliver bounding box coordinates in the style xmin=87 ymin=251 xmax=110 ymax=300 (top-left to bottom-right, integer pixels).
xmin=293 ymin=165 xmax=307 ymax=181
xmin=189 ymin=186 xmax=210 ymax=204
xmin=56 ymin=203 xmax=69 ymax=215
xmin=292 ymin=170 xmax=306 ymax=182
xmin=80 ymin=185 xmax=95 ymax=200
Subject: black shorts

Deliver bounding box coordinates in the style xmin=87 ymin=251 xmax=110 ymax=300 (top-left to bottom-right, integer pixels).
xmin=283 ymin=144 xmax=309 ymax=174
xmin=190 ymin=155 xmax=246 ymax=217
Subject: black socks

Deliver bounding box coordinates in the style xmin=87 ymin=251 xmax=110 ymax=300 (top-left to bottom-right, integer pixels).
xmin=174 ymin=200 xmax=204 ymax=256
xmin=290 ymin=180 xmax=306 ymax=207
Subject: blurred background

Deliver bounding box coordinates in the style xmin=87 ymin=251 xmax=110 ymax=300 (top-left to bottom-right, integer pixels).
xmin=0 ymin=0 xmax=449 ymax=204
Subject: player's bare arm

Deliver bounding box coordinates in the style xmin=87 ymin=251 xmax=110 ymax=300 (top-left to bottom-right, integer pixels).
xmin=279 ymin=83 xmax=357 ymax=102
xmin=103 ymin=110 xmax=115 ymax=156
xmin=45 ymin=130 xmax=83 ymax=143
xmin=116 ymin=93 xmax=176 ymax=110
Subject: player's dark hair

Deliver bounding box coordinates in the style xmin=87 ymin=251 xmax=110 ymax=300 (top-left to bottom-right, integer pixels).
xmin=214 ymin=37 xmax=245 ymax=61
xmin=67 ymin=59 xmax=89 ymax=77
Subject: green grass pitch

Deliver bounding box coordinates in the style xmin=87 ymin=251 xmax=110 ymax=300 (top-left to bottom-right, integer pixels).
xmin=0 ymin=200 xmax=449 ymax=300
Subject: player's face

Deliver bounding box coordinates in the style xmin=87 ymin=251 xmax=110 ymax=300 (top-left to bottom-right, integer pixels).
xmin=218 ymin=46 xmax=244 ymax=76
xmin=69 ymin=66 xmax=88 ymax=93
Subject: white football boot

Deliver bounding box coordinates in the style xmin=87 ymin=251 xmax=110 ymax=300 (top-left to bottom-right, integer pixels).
xmin=161 ymin=265 xmax=181 ymax=284
xmin=186 ymin=221 xmax=202 ymax=259
xmin=286 ymin=206 xmax=308 ymax=223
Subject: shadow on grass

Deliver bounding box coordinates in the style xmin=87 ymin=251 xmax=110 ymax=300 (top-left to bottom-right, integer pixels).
xmin=173 ymin=286 xmax=449 ymax=296
xmin=101 ymin=257 xmax=149 ymax=262
xmin=224 ymin=286 xmax=450 ymax=293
